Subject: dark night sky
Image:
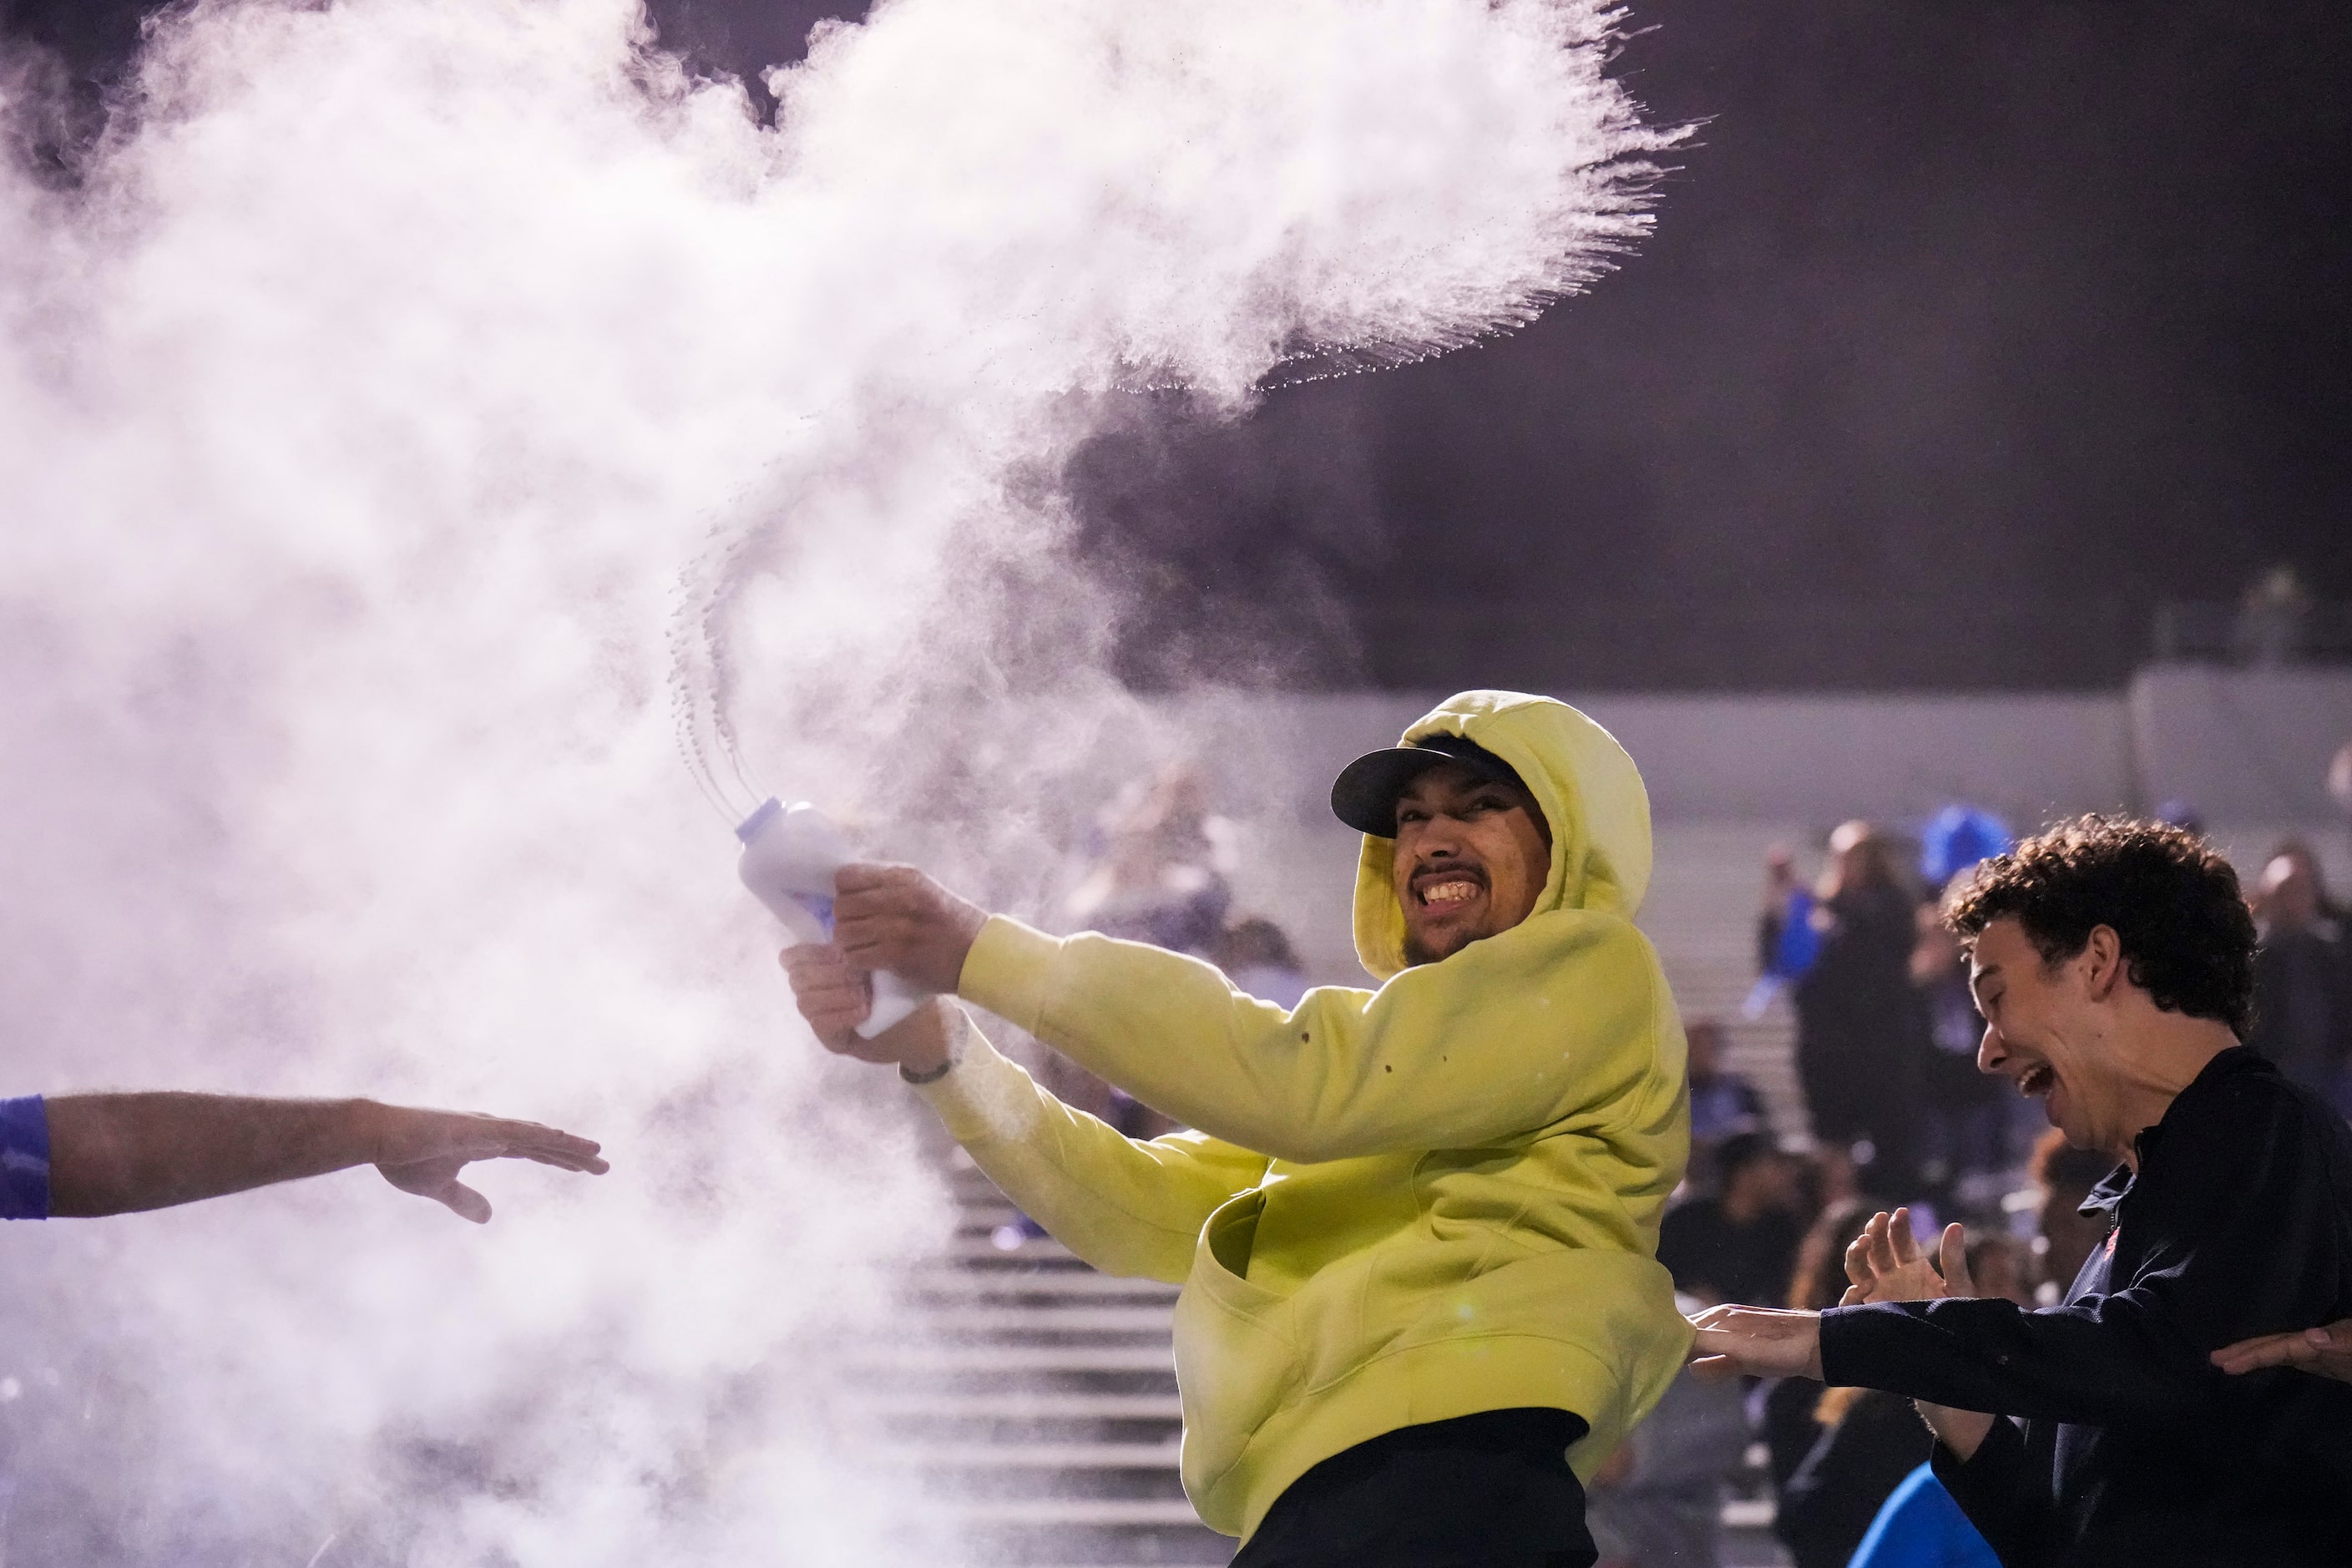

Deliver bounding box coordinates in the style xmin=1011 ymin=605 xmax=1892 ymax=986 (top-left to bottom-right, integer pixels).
xmin=11 ymin=0 xmax=2350 ymax=690
xmin=1055 ymin=0 xmax=2352 ymax=690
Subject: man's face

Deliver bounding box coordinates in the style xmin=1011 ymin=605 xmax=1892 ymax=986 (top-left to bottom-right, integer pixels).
xmin=1970 ymin=916 xmax=2134 ymax=1156
xmin=1391 ymin=761 xmax=1552 ymax=967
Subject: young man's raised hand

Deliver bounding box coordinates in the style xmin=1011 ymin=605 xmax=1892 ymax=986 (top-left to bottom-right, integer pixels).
xmin=1832 ymin=1206 xmax=1997 ymax=1459
xmin=829 ymin=863 xmax=989 ymax=994
xmin=1842 ymin=1206 xmax=1973 ymax=1305
xmin=777 ymin=941 xmax=958 ymax=1076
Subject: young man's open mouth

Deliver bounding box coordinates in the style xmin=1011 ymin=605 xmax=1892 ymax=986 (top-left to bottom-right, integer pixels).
xmin=1411 ymin=864 xmax=1489 ymax=910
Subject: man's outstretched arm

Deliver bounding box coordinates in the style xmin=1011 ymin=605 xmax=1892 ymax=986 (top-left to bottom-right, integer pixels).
xmin=1694 ymin=1100 xmax=2343 ymax=1434
xmin=781 ymin=945 xmax=1267 ymax=1282
xmin=823 ymin=865 xmax=1663 ymax=1164
xmin=29 ymin=1092 xmax=606 ymax=1223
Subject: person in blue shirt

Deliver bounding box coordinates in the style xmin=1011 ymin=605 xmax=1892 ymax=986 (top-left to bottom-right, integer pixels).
xmin=1849 ymin=1464 xmax=2000 ymax=1568
xmin=1685 ymin=1016 xmax=1768 ymax=1146
xmin=0 ymin=1090 xmax=604 ymax=1223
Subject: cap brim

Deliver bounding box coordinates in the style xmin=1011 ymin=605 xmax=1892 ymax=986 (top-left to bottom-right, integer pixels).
xmin=1329 ymin=742 xmax=1515 ymax=837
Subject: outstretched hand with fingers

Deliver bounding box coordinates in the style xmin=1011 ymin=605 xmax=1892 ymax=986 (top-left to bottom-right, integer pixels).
xmin=1687 ymin=1302 xmax=1823 ymax=1382
xmin=1830 ymin=1206 xmax=2001 ymax=1461
xmin=2212 ymin=1319 xmax=2352 ymax=1383
xmin=369 ymin=1105 xmax=609 ymax=1224
xmin=779 ymin=942 xmax=958 ymax=1075
xmin=1842 ymin=1206 xmax=1974 ymax=1306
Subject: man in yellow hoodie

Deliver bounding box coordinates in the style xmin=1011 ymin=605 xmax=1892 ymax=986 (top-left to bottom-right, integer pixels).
xmin=784 ymin=690 xmax=1692 ymax=1566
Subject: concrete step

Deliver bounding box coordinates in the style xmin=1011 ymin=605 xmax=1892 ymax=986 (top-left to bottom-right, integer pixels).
xmin=943 ymin=1236 xmax=1086 ymax=1266
xmin=903 ymin=1271 xmax=1180 ymax=1302
xmin=946 ymin=1520 xmax=1234 ymax=1567
xmin=875 ymin=1441 xmax=1182 ymax=1471
xmin=914 ymin=1306 xmax=1176 ymax=1335
xmin=941 ymin=1499 xmax=1207 ymax=1527
xmin=856 ymin=1393 xmax=1186 ymax=1422
xmin=848 ymin=1345 xmax=1178 ymax=1374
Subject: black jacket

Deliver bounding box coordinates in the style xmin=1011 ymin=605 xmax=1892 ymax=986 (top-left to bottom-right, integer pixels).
xmin=1818 ymin=1048 xmax=2352 ymax=1567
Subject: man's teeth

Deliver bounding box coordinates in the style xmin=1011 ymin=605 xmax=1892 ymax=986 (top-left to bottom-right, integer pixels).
xmin=1422 ymin=881 xmax=1479 ymax=906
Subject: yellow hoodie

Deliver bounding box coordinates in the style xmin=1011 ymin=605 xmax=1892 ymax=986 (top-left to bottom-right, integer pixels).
xmin=920 ymin=690 xmax=1692 ymax=1541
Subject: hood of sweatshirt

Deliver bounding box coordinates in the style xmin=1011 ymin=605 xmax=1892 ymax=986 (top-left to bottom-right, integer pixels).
xmin=1352 ymin=690 xmax=1652 ymax=982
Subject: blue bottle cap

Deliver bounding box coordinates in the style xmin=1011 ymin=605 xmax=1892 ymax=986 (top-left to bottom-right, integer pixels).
xmin=735 ymin=797 xmax=784 ymax=845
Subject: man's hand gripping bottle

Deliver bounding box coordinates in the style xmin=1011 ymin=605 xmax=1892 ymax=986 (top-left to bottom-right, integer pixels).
xmin=736 ymin=797 xmax=933 ymax=1038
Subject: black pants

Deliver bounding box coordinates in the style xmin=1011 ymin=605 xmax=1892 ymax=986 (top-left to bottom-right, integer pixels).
xmin=1230 ymin=1408 xmax=1596 ymax=1568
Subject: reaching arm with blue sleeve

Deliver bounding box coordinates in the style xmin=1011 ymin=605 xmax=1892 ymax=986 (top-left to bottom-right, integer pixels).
xmin=0 ymin=1091 xmax=605 ymax=1222
xmin=0 ymin=1095 xmax=52 ymax=1220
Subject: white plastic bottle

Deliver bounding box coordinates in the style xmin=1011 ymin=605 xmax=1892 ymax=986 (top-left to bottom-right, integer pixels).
xmin=736 ymin=797 xmax=933 ymax=1038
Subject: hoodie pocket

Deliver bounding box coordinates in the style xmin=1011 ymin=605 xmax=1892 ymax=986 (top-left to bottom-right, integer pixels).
xmin=1172 ymin=1190 xmax=1301 ymax=1494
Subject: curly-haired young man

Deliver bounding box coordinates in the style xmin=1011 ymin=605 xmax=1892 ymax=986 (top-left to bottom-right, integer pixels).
xmin=1690 ymin=816 xmax=2352 ymax=1567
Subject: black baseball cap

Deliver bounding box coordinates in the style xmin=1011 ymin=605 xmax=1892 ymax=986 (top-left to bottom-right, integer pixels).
xmin=1329 ymin=732 xmax=1530 ymax=837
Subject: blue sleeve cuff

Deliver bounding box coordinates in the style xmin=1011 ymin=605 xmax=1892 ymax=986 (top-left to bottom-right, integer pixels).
xmin=0 ymin=1096 xmax=52 ymax=1220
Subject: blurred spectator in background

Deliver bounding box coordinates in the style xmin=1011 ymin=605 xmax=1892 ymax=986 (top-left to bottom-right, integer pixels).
xmin=1748 ymin=846 xmax=1821 ymax=1012
xmin=1796 ymin=1138 xmax=1859 ymax=1222
xmin=1587 ymin=1299 xmax=1753 ymax=1568
xmin=1960 ymin=1232 xmax=2034 ymax=1314
xmin=2026 ymin=1127 xmax=2117 ymax=1306
xmin=1211 ymin=916 xmax=1309 ymax=1010
xmin=1658 ymin=1130 xmax=1806 ymax=1309
xmin=1682 ymin=1017 xmax=1767 ymax=1193
xmin=2330 ymin=740 xmax=2352 ymax=821
xmin=1065 ymin=762 xmax=1233 ymax=955
xmin=1686 ymin=1018 xmax=1767 ymax=1146
xmin=1917 ymin=807 xmax=2011 ymax=896
xmin=2246 ymin=846 xmax=2352 ymax=1115
xmin=1914 ymin=809 xmax=2017 ymax=1206
xmin=2233 ymin=564 xmax=2315 ymax=666
xmin=1912 ymin=895 xmax=2009 ymax=1202
xmin=1762 ymin=1203 xmax=1929 ymax=1568
xmin=1761 ymin=822 xmax=1924 ymax=1194
xmin=2263 ymin=838 xmax=2348 ymax=923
